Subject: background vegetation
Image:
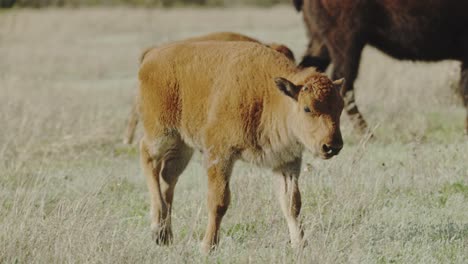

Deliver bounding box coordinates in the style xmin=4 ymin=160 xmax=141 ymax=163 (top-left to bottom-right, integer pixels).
xmin=0 ymin=6 xmax=467 ymax=264
xmin=2 ymin=0 xmax=289 ymax=8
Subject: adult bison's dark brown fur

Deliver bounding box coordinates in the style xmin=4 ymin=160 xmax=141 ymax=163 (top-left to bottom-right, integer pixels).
xmin=294 ymin=0 xmax=468 ymax=134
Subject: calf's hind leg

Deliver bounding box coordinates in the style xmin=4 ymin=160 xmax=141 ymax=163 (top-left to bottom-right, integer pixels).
xmin=157 ymin=140 xmax=193 ymax=243
xmin=140 ymin=136 xmax=193 ymax=245
xmin=200 ymin=151 xmax=235 ymax=254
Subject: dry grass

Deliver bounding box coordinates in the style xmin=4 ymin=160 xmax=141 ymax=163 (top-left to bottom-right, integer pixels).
xmin=0 ymin=6 xmax=467 ymax=264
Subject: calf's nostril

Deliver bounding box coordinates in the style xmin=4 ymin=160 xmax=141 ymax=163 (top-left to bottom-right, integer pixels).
xmin=322 ymin=144 xmax=342 ymax=155
xmin=322 ymin=144 xmax=332 ymax=154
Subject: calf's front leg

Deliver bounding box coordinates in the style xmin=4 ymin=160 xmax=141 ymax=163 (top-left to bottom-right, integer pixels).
xmin=273 ymin=158 xmax=304 ymax=248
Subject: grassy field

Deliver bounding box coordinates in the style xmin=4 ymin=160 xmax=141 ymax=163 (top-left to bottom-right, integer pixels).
xmin=0 ymin=6 xmax=467 ymax=264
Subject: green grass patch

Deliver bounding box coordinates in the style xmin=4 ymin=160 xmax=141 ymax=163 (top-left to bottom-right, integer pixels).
xmin=438 ymin=181 xmax=468 ymax=206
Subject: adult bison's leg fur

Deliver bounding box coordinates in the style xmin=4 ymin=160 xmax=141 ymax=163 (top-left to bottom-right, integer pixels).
xmin=274 ymin=158 xmax=304 ymax=248
xmin=299 ymin=40 xmax=331 ymax=72
xmin=200 ymin=153 xmax=235 ymax=254
xmin=342 ymin=90 xmax=369 ymax=134
xmin=330 ymin=41 xmax=369 ymax=135
xmin=460 ymin=61 xmax=468 ymax=134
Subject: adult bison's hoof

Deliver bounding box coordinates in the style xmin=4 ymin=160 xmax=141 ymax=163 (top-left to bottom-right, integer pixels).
xmin=364 ymin=130 xmax=376 ymax=142
xmin=152 ymin=225 xmax=173 ymax=245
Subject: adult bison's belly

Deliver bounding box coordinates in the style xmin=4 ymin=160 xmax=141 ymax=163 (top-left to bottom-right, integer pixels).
xmin=368 ymin=29 xmax=462 ymax=61
xmin=367 ymin=13 xmax=466 ymax=61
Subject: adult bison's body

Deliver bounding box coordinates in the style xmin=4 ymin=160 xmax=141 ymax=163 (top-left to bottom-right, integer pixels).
xmin=138 ymin=41 xmax=344 ymax=253
xmin=294 ymin=0 xmax=468 ymax=134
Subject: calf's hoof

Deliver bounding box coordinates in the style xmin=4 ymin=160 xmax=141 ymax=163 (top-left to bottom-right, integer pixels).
xmin=291 ymin=238 xmax=308 ymax=249
xmin=200 ymin=242 xmax=216 ymax=255
xmin=151 ymin=225 xmax=173 ymax=245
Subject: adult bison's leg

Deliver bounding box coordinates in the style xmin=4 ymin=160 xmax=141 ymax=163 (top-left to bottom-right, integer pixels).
xmin=200 ymin=151 xmax=235 ymax=254
xmin=299 ymin=36 xmax=331 ymax=72
xmin=156 ymin=139 xmax=194 ymax=244
xmin=274 ymin=158 xmax=304 ymax=248
xmin=460 ymin=61 xmax=468 ymax=134
xmin=329 ymin=39 xmax=369 ymax=135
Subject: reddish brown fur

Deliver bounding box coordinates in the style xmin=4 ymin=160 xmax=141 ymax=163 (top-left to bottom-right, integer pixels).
xmin=295 ymin=0 xmax=468 ymax=134
xmin=123 ymin=32 xmax=296 ymax=144
xmin=138 ymin=41 xmax=344 ymax=253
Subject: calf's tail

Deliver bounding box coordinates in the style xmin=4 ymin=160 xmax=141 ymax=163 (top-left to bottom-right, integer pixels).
xmin=123 ymin=47 xmax=153 ymax=144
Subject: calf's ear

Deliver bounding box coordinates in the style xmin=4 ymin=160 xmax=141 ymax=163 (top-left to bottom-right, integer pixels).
xmin=332 ymin=78 xmax=346 ymax=95
xmin=274 ymin=77 xmax=300 ymax=100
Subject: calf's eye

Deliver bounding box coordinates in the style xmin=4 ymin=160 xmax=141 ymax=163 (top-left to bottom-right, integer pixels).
xmin=304 ymin=106 xmax=311 ymax=113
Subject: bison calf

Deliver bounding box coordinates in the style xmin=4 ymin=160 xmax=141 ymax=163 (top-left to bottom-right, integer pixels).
xmin=123 ymin=32 xmax=295 ymax=144
xmin=138 ymin=41 xmax=344 ymax=253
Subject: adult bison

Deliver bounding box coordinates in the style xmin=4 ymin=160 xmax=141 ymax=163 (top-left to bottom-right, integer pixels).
xmin=0 ymin=0 xmax=15 ymax=8
xmin=293 ymin=0 xmax=468 ymax=134
xmin=138 ymin=41 xmax=344 ymax=253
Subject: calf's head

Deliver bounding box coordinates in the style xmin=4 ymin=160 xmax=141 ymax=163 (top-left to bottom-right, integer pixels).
xmin=275 ymin=74 xmax=344 ymax=159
